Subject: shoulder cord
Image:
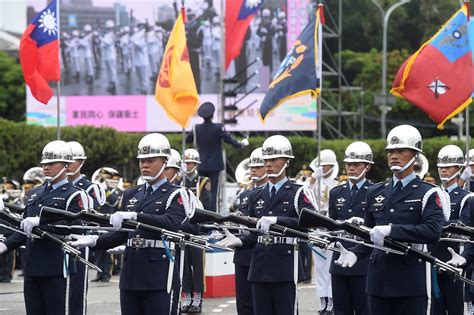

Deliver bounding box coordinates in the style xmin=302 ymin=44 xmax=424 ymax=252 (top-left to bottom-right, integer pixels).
xmin=422 ymin=187 xmax=450 ymax=220
xmin=66 ymin=190 xmax=89 ymax=211
xmin=294 ymin=185 xmax=319 ymax=216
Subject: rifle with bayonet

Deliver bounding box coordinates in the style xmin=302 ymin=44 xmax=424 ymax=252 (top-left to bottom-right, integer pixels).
xmin=0 ymin=206 xmax=102 ymax=272
xmin=190 ymin=208 xmax=338 ymax=252
xmin=40 ymin=206 xmax=227 ymax=251
xmin=299 ymin=208 xmax=474 ymax=286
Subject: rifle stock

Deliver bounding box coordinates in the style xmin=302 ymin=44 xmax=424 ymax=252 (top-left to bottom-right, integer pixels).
xmin=299 ymin=208 xmax=474 ymax=285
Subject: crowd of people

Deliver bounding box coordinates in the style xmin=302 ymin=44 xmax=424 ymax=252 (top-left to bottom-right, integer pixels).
xmin=1 ymin=103 xmax=474 ymax=315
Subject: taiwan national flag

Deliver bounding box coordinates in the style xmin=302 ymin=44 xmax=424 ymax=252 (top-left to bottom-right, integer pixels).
xmin=391 ymin=4 xmax=472 ymax=129
xmin=225 ymin=0 xmax=262 ymax=70
xmin=20 ymin=0 xmax=60 ymax=105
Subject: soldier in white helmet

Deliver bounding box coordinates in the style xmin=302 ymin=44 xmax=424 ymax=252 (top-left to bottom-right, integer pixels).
xmin=120 ymin=26 xmax=133 ymax=76
xmin=428 ymin=145 xmax=471 ymax=315
xmin=308 ymin=149 xmax=340 ymax=314
xmin=233 ymin=147 xmax=268 ymax=315
xmin=458 ymin=148 xmax=474 ymax=191
xmin=217 ymin=135 xmax=317 ymax=314
xmin=70 ymin=29 xmax=82 ymax=81
xmin=66 ymin=141 xmax=106 ymax=315
xmin=328 ymin=141 xmax=374 ymax=315
xmin=0 ymin=140 xmax=87 ymax=314
xmin=180 ymin=148 xmax=210 ymax=313
xmin=164 ymin=149 xmax=183 ymax=185
xmin=80 ymin=24 xmax=95 ymax=83
xmin=69 ymin=133 xmax=188 ymax=314
xmin=336 ymin=125 xmax=447 ymax=315
xmin=101 ymin=20 xmax=118 ymax=94
xmin=130 ymin=21 xmax=149 ymax=94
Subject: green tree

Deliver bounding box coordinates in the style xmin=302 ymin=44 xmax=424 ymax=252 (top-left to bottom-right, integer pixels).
xmin=0 ymin=52 xmax=25 ymax=121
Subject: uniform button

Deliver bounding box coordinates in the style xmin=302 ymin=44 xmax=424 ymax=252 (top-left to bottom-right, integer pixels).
xmin=136 ymin=235 xmax=140 ymax=238
xmin=348 ymin=209 xmax=352 ymax=213
xmin=39 ymin=204 xmax=42 ymax=207
xmin=409 ymin=207 xmax=413 ymax=210
xmin=54 ymin=203 xmax=58 ymax=206
xmin=390 ymin=209 xmax=395 ymax=213
xmin=269 ymin=211 xmax=273 ymax=214
xmin=418 ymin=259 xmax=422 ymax=263
xmin=287 ymin=250 xmax=291 ymax=254
xmin=162 ymin=255 xmax=166 ymax=259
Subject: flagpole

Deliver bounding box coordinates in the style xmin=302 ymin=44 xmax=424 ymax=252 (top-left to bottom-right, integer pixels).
xmin=316 ymin=3 xmax=324 ymax=212
xmin=465 ymin=0 xmax=470 ymax=190
xmin=56 ymin=0 xmax=61 ymax=140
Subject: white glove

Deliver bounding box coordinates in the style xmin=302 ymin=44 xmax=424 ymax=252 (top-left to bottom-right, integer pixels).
xmin=215 ymin=228 xmax=242 ymax=248
xmin=461 ymin=167 xmax=472 ymax=181
xmin=345 ymin=217 xmax=364 ymax=225
xmin=240 ymin=138 xmax=249 ymax=147
xmin=208 ymin=230 xmax=224 ymax=240
xmin=68 ymin=234 xmax=99 ymax=248
xmin=256 ymin=216 xmax=277 ymax=234
xmin=110 ymin=211 xmax=137 ymax=230
xmin=334 ymin=242 xmax=358 ymax=267
xmin=446 ymin=247 xmax=467 ymax=267
xmin=0 ymin=242 xmax=7 ymax=255
xmin=107 ymin=245 xmax=126 ymax=255
xmin=20 ymin=216 xmax=40 ymax=234
xmin=311 ymin=166 xmax=324 ymax=180
xmin=370 ymin=225 xmax=391 ymax=247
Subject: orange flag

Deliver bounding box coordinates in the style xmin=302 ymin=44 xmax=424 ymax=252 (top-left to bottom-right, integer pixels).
xmin=155 ymin=14 xmax=199 ymax=128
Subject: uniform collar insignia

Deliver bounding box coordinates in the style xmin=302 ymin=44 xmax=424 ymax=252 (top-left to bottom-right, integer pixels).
xmin=337 ymin=197 xmax=345 ymax=204
xmin=412 ymin=184 xmax=418 ymax=188
xmin=375 ymin=195 xmax=385 ymax=203
xmin=31 ymin=193 xmax=38 ymax=199
xmin=129 ymin=197 xmax=138 ymax=205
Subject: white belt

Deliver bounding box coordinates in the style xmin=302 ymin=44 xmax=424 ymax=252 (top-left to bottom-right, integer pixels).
xmin=257 ymin=235 xmax=297 ymax=245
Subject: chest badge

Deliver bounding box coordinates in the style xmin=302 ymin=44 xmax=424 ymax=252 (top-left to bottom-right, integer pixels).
xmin=129 ymin=197 xmax=138 ymax=205
xmin=242 ymin=196 xmax=248 ymax=205
xmin=374 ymin=195 xmax=385 ymax=203
xmin=256 ymin=199 xmax=265 ymax=209
xmin=31 ymin=193 xmax=38 ymax=199
xmin=337 ymin=197 xmax=346 ymax=204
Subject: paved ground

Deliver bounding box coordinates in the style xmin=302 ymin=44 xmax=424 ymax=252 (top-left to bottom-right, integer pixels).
xmin=0 ymin=271 xmax=318 ymax=314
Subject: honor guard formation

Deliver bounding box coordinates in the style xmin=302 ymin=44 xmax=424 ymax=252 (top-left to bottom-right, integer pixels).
xmin=3 ymin=111 xmax=474 ymax=315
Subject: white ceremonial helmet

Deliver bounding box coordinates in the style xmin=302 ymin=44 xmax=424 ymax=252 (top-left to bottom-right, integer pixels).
xmin=465 ymin=149 xmax=474 ymax=165
xmin=385 ymin=125 xmax=423 ymax=153
xmin=310 ymin=149 xmax=339 ymax=179
xmin=437 ymin=145 xmax=464 ymax=167
xmin=183 ymin=149 xmax=201 ymax=164
xmin=343 ymin=141 xmax=374 ymax=164
xmin=67 ymin=141 xmax=87 ymax=160
xmin=166 ymin=149 xmax=182 ymax=169
xmin=262 ymin=135 xmax=294 ymax=160
xmin=136 ymin=133 xmax=171 ymax=159
xmin=248 ymin=147 xmax=265 ymax=167
xmin=105 ymin=20 xmax=115 ymax=28
xmin=40 ymin=140 xmax=73 ymax=164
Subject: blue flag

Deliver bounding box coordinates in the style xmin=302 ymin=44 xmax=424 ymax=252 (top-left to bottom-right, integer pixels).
xmin=259 ymin=6 xmax=323 ymax=121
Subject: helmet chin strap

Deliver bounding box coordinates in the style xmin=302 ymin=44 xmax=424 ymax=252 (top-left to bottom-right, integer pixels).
xmin=348 ymin=166 xmax=368 ymax=181
xmin=45 ymin=166 xmax=67 ymax=182
xmin=323 ymin=166 xmax=334 ymax=178
xmin=143 ymin=163 xmax=166 ymax=182
xmin=186 ymin=165 xmax=198 ymax=175
xmin=268 ymin=162 xmax=288 ymax=178
xmin=170 ymin=173 xmax=178 ymax=183
xmin=440 ymin=170 xmax=460 ymax=183
xmin=390 ymin=156 xmax=417 ymax=173
xmin=251 ymin=173 xmax=268 ymax=182
xmin=66 ymin=161 xmax=84 ymax=177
